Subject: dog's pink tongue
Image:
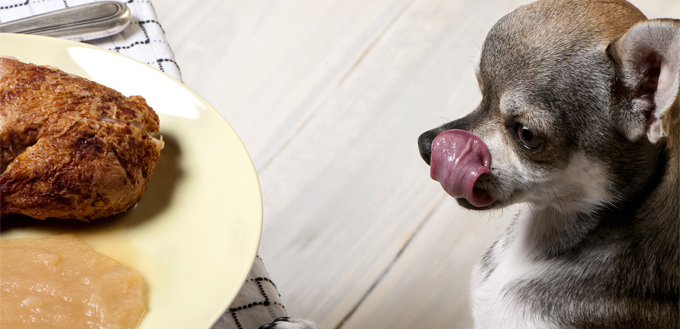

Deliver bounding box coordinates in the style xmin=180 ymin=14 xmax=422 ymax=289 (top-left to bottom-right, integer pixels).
xmin=430 ymin=130 xmax=494 ymax=207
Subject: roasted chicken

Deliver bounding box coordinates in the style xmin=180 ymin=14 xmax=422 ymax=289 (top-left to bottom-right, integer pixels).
xmin=0 ymin=57 xmax=163 ymax=221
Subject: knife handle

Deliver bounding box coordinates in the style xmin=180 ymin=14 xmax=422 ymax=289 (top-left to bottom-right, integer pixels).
xmin=0 ymin=1 xmax=131 ymax=41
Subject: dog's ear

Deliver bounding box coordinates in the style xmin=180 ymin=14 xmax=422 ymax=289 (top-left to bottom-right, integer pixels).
xmin=609 ymin=19 xmax=680 ymax=143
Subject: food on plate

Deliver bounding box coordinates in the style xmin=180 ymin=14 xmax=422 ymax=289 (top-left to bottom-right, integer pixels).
xmin=0 ymin=235 xmax=146 ymax=328
xmin=0 ymin=57 xmax=163 ymax=221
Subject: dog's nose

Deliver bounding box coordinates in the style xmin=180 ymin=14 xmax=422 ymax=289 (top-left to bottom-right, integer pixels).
xmin=418 ymin=129 xmax=439 ymax=165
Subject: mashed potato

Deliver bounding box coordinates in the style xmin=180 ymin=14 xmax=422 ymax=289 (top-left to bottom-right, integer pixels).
xmin=0 ymin=235 xmax=146 ymax=329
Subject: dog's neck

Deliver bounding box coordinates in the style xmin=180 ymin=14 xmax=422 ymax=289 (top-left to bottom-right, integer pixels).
xmin=664 ymin=124 xmax=679 ymax=204
xmin=645 ymin=126 xmax=680 ymax=232
xmin=515 ymin=205 xmax=599 ymax=259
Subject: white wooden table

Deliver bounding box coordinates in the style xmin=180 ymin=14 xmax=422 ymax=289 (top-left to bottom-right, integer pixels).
xmin=152 ymin=0 xmax=680 ymax=328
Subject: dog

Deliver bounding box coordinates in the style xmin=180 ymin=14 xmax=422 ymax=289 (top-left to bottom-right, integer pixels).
xmin=261 ymin=0 xmax=679 ymax=328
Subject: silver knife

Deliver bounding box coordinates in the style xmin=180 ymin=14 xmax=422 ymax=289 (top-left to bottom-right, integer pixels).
xmin=0 ymin=1 xmax=131 ymax=41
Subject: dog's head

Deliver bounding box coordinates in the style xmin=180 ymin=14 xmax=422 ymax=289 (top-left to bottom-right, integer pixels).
xmin=418 ymin=0 xmax=679 ymax=213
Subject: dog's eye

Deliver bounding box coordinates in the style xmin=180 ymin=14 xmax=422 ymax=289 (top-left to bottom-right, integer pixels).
xmin=516 ymin=125 xmax=543 ymax=149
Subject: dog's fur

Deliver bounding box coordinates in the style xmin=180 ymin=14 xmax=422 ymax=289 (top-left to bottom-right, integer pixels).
xmin=262 ymin=0 xmax=679 ymax=328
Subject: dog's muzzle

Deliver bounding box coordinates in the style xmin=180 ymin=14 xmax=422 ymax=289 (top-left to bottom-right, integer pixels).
xmin=419 ymin=129 xmax=495 ymax=207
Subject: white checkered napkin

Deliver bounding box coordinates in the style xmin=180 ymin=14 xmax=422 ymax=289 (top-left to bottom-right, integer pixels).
xmin=0 ymin=1 xmax=288 ymax=328
xmin=0 ymin=0 xmax=182 ymax=80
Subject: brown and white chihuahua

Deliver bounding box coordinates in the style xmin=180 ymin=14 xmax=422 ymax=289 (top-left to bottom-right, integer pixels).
xmin=263 ymin=0 xmax=679 ymax=328
xmin=418 ymin=0 xmax=679 ymax=327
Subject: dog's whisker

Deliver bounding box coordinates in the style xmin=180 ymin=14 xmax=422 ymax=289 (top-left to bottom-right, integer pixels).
xmin=551 ymin=189 xmax=564 ymax=213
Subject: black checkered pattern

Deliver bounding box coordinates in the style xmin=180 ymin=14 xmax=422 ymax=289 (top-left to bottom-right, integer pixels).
xmin=0 ymin=0 xmax=182 ymax=80
xmin=214 ymin=256 xmax=288 ymax=329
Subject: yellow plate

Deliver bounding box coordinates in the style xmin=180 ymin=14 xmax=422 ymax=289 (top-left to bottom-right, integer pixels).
xmin=0 ymin=33 xmax=262 ymax=328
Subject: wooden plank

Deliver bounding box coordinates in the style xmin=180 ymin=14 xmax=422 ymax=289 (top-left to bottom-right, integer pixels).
xmin=153 ymin=0 xmax=444 ymax=326
xmin=154 ymin=0 xmax=414 ymax=171
xmin=341 ymin=201 xmax=515 ymax=329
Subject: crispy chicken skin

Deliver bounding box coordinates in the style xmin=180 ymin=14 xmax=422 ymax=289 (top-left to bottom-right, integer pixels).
xmin=0 ymin=57 xmax=163 ymax=221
